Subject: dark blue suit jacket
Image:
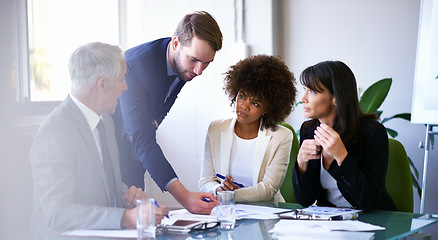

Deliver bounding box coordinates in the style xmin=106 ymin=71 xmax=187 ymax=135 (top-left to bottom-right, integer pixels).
xmin=117 ymin=38 xmax=186 ymax=190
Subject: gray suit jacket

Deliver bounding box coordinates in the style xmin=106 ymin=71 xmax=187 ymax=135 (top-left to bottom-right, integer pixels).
xmin=30 ymin=96 xmax=127 ymax=233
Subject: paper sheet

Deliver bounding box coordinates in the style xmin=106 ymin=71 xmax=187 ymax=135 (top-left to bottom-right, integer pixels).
xmin=270 ymin=219 xmax=385 ymax=232
xmin=62 ymin=229 xmax=137 ymax=238
xmin=234 ymin=204 xmax=283 ymax=220
xmin=410 ymin=218 xmax=437 ymax=231
xmin=269 ymin=219 xmax=384 ymax=239
xmin=161 ymin=204 xmax=281 ymax=226
xmin=271 ymin=231 xmax=375 ymax=240
xmin=303 ymin=206 xmax=362 ymax=215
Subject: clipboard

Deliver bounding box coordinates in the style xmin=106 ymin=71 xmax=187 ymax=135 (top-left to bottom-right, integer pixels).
xmin=278 ymin=206 xmax=362 ymax=221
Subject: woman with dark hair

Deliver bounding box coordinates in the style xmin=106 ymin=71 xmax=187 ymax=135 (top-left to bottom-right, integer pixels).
xmin=199 ymin=54 xmax=297 ymax=202
xmin=292 ymin=60 xmax=397 ymax=211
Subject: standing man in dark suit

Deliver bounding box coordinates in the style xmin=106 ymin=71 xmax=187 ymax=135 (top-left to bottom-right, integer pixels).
xmin=116 ymin=11 xmax=222 ymax=214
xmin=29 ymin=42 xmax=168 ymax=237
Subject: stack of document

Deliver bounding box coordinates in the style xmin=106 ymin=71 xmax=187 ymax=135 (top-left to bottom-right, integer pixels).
xmin=161 ymin=204 xmax=281 ymax=226
xmin=269 ymin=220 xmax=384 ymax=240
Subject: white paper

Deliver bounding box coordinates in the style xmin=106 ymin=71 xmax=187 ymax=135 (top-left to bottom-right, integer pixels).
xmin=234 ymin=204 xmax=282 ymax=220
xmin=269 ymin=219 xmax=385 ymax=235
xmin=62 ymin=229 xmax=137 ymax=238
xmin=160 ymin=204 xmax=280 ymax=226
xmin=303 ymin=206 xmax=362 ymax=215
xmin=161 ymin=208 xmax=217 ymax=225
xmin=410 ymin=218 xmax=437 ymax=231
xmin=271 ymin=231 xmax=375 ymax=240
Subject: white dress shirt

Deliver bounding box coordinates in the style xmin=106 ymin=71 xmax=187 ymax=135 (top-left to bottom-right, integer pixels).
xmin=70 ymin=93 xmax=104 ymax=162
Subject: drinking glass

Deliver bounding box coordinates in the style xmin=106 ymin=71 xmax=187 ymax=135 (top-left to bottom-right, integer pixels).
xmin=136 ymin=198 xmax=155 ymax=239
xmin=216 ymin=191 xmax=236 ymax=229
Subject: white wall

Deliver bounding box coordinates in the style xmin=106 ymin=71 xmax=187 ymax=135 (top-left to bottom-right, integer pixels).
xmin=279 ymin=0 xmax=438 ymax=236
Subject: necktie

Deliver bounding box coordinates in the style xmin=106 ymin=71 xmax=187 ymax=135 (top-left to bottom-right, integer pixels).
xmin=153 ymin=76 xmax=185 ymax=128
xmin=97 ymin=119 xmax=117 ymax=207
xmin=164 ymin=75 xmax=179 ymax=103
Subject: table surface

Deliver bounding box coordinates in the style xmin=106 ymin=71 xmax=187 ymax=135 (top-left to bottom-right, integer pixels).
xmin=54 ymin=202 xmax=438 ymax=240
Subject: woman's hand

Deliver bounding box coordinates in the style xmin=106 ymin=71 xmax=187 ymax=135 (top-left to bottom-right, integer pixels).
xmin=314 ymin=124 xmax=348 ymax=166
xmin=297 ymin=139 xmax=321 ymax=174
xmin=215 ymin=175 xmax=242 ymax=193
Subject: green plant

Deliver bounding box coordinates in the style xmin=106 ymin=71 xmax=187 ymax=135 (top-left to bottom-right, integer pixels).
xmin=359 ymin=78 xmax=421 ymax=198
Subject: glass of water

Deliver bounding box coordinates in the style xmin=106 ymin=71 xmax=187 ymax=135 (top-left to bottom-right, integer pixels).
xmin=136 ymin=198 xmax=156 ymax=239
xmin=216 ymin=191 xmax=236 ymax=229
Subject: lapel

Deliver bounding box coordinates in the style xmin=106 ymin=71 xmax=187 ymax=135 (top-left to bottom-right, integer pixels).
xmin=253 ymin=126 xmax=271 ymax=185
xmin=102 ymin=113 xmax=122 ymax=207
xmin=220 ymin=118 xmax=236 ymax=175
xmin=64 ymin=96 xmax=113 ymax=205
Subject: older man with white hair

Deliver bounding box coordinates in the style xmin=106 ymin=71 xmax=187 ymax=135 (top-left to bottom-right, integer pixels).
xmin=29 ymin=42 xmax=168 ymax=237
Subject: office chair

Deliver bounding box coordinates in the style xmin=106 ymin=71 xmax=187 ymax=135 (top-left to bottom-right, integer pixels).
xmin=279 ymin=122 xmax=299 ymax=203
xmin=385 ymin=138 xmax=414 ymax=212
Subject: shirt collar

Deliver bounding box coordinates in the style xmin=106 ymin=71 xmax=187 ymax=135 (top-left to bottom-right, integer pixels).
xmin=166 ymin=42 xmax=178 ymax=78
xmin=69 ymin=93 xmax=102 ymax=130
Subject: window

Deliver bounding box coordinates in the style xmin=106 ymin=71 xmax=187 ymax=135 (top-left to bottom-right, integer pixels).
xmin=25 ymin=0 xmax=119 ymax=102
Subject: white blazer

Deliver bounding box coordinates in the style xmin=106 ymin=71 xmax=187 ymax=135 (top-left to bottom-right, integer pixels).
xmin=199 ymin=118 xmax=293 ymax=202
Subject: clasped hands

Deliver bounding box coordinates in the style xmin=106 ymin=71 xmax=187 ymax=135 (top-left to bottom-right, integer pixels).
xmin=297 ymin=124 xmax=348 ymax=174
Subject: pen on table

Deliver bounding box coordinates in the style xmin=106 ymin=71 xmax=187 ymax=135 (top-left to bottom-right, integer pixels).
xmin=154 ymin=199 xmax=169 ymax=218
xmin=275 ymin=210 xmax=295 ymax=215
xmin=328 ymin=213 xmax=359 ymax=221
xmin=215 ymin=173 xmax=245 ymax=188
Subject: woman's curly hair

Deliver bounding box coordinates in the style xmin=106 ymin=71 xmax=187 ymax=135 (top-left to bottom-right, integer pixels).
xmin=224 ymin=54 xmax=297 ymax=131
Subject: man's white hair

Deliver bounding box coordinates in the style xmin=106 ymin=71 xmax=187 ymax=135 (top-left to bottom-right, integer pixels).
xmin=69 ymin=42 xmax=124 ymax=94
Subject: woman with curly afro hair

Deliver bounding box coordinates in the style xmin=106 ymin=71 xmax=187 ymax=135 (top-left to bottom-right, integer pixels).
xmin=199 ymin=54 xmax=297 ymax=202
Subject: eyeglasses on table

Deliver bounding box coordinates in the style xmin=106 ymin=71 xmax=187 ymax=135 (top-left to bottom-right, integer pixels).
xmin=189 ymin=221 xmax=220 ymax=232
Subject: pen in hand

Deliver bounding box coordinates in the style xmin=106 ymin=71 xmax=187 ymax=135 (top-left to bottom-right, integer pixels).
xmin=154 ymin=200 xmax=169 ymax=218
xmin=216 ymin=173 xmax=245 ymax=188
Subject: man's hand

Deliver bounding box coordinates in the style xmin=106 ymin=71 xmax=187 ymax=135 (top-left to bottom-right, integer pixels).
xmin=120 ymin=207 xmax=136 ymax=229
xmin=121 ymin=204 xmax=169 ymax=228
xmin=168 ymin=180 xmax=216 ymax=215
xmin=155 ymin=205 xmax=169 ymax=225
xmin=122 ymin=186 xmax=149 ymax=209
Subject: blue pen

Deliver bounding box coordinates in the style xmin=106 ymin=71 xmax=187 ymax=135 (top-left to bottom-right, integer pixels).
xmin=215 ymin=173 xmax=245 ymax=188
xmin=202 ymin=198 xmax=212 ymax=202
xmin=154 ymin=199 xmax=169 ymax=218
